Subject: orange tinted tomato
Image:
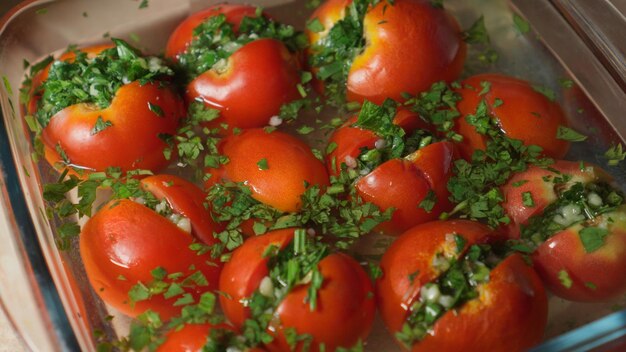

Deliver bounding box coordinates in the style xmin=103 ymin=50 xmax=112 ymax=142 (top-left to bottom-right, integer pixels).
xmin=156 ymin=324 xmax=250 ymax=352
xmin=455 ymin=73 xmax=570 ymax=160
xmin=80 ymin=175 xmax=223 ymax=319
xmin=307 ymin=0 xmax=466 ymax=104
xmin=204 ymin=129 xmax=329 ymax=213
xmin=41 ymin=81 xmax=183 ymax=175
xmin=219 ymin=229 xmax=376 ymax=352
xmin=166 ymin=5 xmax=301 ymax=132
xmin=377 ymin=220 xmax=547 ymax=351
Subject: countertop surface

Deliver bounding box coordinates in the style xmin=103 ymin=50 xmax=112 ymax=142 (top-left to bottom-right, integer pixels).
xmin=2 ymin=2 xmax=29 ymax=351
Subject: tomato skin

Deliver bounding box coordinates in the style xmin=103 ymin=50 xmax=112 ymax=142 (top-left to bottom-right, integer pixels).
xmin=415 ymin=254 xmax=547 ymax=352
xmin=157 ymin=324 xmax=228 ymax=352
xmin=532 ymin=207 xmax=626 ymax=302
xmin=166 ymin=6 xmax=301 ymax=132
xmin=501 ymin=160 xmax=600 ymax=239
xmin=80 ymin=196 xmax=221 ymax=319
xmin=376 ymin=220 xmax=547 ymax=352
xmin=204 ymin=129 xmax=329 ymax=213
xmin=140 ymin=174 xmax=224 ymax=246
xmin=219 ymin=229 xmax=376 ymax=352
xmin=454 ymin=73 xmax=570 ymax=160
xmin=355 ymin=141 xmax=457 ymax=236
xmin=41 ymin=80 xmax=184 ymax=175
xmin=376 ymin=220 xmax=495 ymax=333
xmin=307 ymin=0 xmax=466 ymax=104
xmin=326 ymin=110 xmax=430 ymax=176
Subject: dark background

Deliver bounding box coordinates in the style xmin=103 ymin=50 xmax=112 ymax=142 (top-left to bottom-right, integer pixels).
xmin=1 ymin=0 xmax=22 ymax=17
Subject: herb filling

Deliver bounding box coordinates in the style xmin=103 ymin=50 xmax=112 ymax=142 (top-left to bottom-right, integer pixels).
xmin=176 ymin=10 xmax=306 ymax=81
xmin=396 ymin=241 xmax=496 ymax=348
xmin=36 ymin=39 xmax=173 ymax=127
xmin=308 ymin=0 xmax=383 ymax=106
xmin=519 ymin=180 xmax=624 ymax=248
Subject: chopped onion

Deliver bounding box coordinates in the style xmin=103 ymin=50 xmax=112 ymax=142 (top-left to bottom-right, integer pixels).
xmin=588 ymin=192 xmax=603 ymax=207
xmin=259 ymin=276 xmax=274 ymax=297
xmin=344 ymin=155 xmax=357 ymax=169
xmin=269 ymin=115 xmax=283 ymax=126
xmin=420 ymin=283 xmax=441 ymax=303
xmin=374 ymin=139 xmax=387 ymax=150
xmin=438 ymin=295 xmax=454 ymax=308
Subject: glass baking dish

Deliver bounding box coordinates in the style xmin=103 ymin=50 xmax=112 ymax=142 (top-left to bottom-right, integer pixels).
xmin=0 ymin=0 xmax=625 ymax=351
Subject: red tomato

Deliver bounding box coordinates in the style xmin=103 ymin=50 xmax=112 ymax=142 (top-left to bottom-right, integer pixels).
xmin=376 ymin=220 xmax=547 ymax=351
xmin=204 ymin=129 xmax=329 ymax=213
xmin=307 ymin=0 xmax=466 ymax=104
xmin=533 ymin=207 xmax=626 ymax=302
xmin=156 ymin=323 xmax=265 ymax=352
xmin=454 ymin=73 xmax=570 ymax=160
xmin=219 ymin=229 xmax=376 ymax=352
xmin=502 ymin=160 xmax=600 ymax=239
xmin=502 ymin=161 xmax=626 ymax=301
xmin=166 ymin=5 xmax=301 ymax=132
xmin=41 ymin=80 xmax=183 ymax=175
xmin=355 ymin=141 xmax=456 ymax=236
xmin=80 ymin=175 xmax=223 ymax=319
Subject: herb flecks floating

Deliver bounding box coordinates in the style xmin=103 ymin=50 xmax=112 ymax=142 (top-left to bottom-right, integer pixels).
xmin=462 ymin=16 xmax=499 ymax=65
xmin=36 ymin=39 xmax=173 ymax=127
xmin=308 ymin=0 xmax=384 ymax=106
xmin=177 ymin=11 xmax=305 ymax=82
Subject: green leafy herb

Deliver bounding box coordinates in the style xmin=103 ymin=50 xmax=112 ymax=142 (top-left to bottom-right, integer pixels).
xmin=418 ymin=190 xmax=437 ymax=213
xmin=308 ymin=0 xmax=380 ymax=106
xmin=139 ymin=0 xmax=149 ymax=9
xmin=559 ymin=78 xmax=574 ymax=89
xmin=512 ymin=13 xmax=530 ymax=34
xmin=604 ymin=144 xmax=626 ymax=166
xmin=558 ymin=270 xmax=572 ymax=289
xmin=307 ymin=18 xmax=325 ymax=33
xmin=463 ymin=16 xmax=489 ymax=44
xmin=90 ymin=116 xmax=113 ymax=135
xmin=522 ymin=191 xmax=535 ymax=207
xmin=35 ymin=39 xmax=173 ymax=127
xmin=556 ymin=126 xmax=587 ymax=142
xmin=257 ymin=158 xmax=269 ymax=170
xmin=578 ymin=227 xmax=609 ymax=253
xmin=532 ymin=85 xmax=556 ymax=101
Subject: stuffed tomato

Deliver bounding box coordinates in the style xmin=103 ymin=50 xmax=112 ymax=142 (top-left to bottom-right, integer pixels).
xmin=454 ymin=73 xmax=570 ymax=160
xmin=376 ymin=220 xmax=548 ymax=351
xmin=166 ymin=4 xmax=304 ymax=132
xmin=502 ymin=160 xmax=626 ymax=301
xmin=80 ymin=174 xmax=223 ymax=319
xmin=326 ymin=101 xmax=457 ymax=236
xmin=218 ymin=228 xmax=375 ymax=351
xmin=306 ymin=0 xmax=465 ymax=105
xmin=31 ymin=40 xmax=184 ymax=176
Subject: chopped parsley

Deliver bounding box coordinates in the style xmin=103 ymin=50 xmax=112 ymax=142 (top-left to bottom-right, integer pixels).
xmin=578 ymin=227 xmax=609 ymax=253
xmin=35 ymin=39 xmax=173 ymax=127
xmin=90 ymin=116 xmax=113 ymax=135
xmin=558 ymin=270 xmax=573 ymax=289
xmin=556 ymin=126 xmax=587 ymax=142
xmin=512 ymin=13 xmax=530 ymax=34
xmin=604 ymin=144 xmax=626 ymax=166
xmin=257 ymin=158 xmax=269 ymax=170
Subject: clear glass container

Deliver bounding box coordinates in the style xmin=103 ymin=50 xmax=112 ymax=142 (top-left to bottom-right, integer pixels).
xmin=0 ymin=0 xmax=625 ymax=351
